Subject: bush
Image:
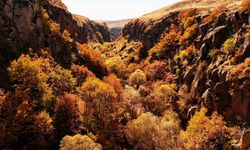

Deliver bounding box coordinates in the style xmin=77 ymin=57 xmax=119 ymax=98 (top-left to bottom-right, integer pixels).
xmin=34 ymin=111 xmax=54 ymax=135
xmin=49 ymin=65 xmax=76 ymax=96
xmin=228 ymin=57 xmax=250 ymax=80
xmin=181 ymin=108 xmax=234 ymax=150
xmin=129 ymin=69 xmax=146 ymax=87
xmin=222 ymin=38 xmax=235 ymax=54
xmin=178 ymin=8 xmax=197 ymax=23
xmin=143 ymin=61 xmax=167 ymax=81
xmin=143 ymin=84 xmax=177 ymax=116
xmin=126 ymin=111 xmax=182 ymax=150
xmin=60 ymin=134 xmax=102 ymax=150
xmin=105 ymin=56 xmax=126 ymax=77
xmin=80 ymin=77 xmax=120 ymax=128
xmin=77 ymin=43 xmax=107 ymax=77
xmin=103 ymin=74 xmax=124 ymax=99
xmin=149 ymin=28 xmax=180 ymax=59
xmin=54 ymin=93 xmax=83 ymax=138
xmin=8 ymin=55 xmax=52 ymax=103
xmin=240 ymin=0 xmax=250 ymax=11
xmin=179 ymin=23 xmax=198 ymax=44
xmin=71 ymin=64 xmax=95 ymax=86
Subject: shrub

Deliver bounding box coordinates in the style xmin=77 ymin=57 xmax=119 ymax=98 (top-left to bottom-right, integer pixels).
xmin=228 ymin=57 xmax=250 ymax=80
xmin=178 ymin=8 xmax=197 ymax=23
xmin=71 ymin=64 xmax=95 ymax=86
xmin=240 ymin=0 xmax=250 ymax=11
xmin=179 ymin=50 xmax=189 ymax=60
xmin=202 ymin=4 xmax=227 ymax=23
xmin=126 ymin=111 xmax=182 ymax=150
xmin=60 ymin=134 xmax=102 ymax=150
xmin=149 ymin=28 xmax=180 ymax=59
xmin=77 ymin=43 xmax=107 ymax=77
xmin=105 ymin=56 xmax=127 ymax=77
xmin=103 ymin=74 xmax=124 ymax=99
xmin=180 ymin=23 xmax=198 ymax=44
xmin=143 ymin=84 xmax=177 ymax=116
xmin=143 ymin=61 xmax=167 ymax=81
xmin=222 ymin=38 xmax=235 ymax=54
xmin=54 ymin=93 xmax=83 ymax=138
xmin=49 ymin=65 xmax=76 ymax=96
xmin=208 ymin=49 xmax=219 ymax=58
xmin=80 ymin=77 xmax=120 ymax=128
xmin=128 ymin=69 xmax=146 ymax=87
xmin=181 ymin=108 xmax=233 ymax=150
xmin=8 ymin=55 xmax=52 ymax=103
xmin=34 ymin=111 xmax=54 ymax=135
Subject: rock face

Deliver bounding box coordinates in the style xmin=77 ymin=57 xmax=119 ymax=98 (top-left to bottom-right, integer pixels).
xmin=117 ymin=0 xmax=250 ymax=122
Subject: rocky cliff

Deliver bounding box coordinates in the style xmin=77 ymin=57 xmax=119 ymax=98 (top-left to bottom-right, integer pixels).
xmin=114 ymin=0 xmax=250 ymax=123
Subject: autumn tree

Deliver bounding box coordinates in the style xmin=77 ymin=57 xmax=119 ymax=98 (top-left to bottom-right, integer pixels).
xmin=80 ymin=77 xmax=124 ymax=148
xmin=143 ymin=84 xmax=177 ymax=116
xmin=77 ymin=43 xmax=107 ymax=78
xmin=8 ymin=55 xmax=52 ymax=104
xmin=33 ymin=111 xmax=54 ymax=149
xmin=49 ymin=65 xmax=76 ymax=96
xmin=143 ymin=61 xmax=168 ymax=81
xmin=60 ymin=134 xmax=102 ymax=150
xmin=126 ymin=111 xmax=182 ymax=150
xmin=103 ymin=74 xmax=124 ymax=100
xmin=128 ymin=69 xmax=146 ymax=87
xmin=54 ymin=93 xmax=83 ymax=138
xmin=71 ymin=64 xmax=95 ymax=86
xmin=105 ymin=56 xmax=127 ymax=78
xmin=181 ymin=108 xmax=235 ymax=150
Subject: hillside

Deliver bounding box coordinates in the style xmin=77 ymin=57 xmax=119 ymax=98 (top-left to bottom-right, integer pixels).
xmin=0 ymin=0 xmax=250 ymax=150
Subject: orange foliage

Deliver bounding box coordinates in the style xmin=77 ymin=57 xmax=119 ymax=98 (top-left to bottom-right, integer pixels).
xmin=178 ymin=8 xmax=197 ymax=23
xmin=143 ymin=61 xmax=168 ymax=81
xmin=54 ymin=93 xmax=83 ymax=138
xmin=229 ymin=57 xmax=250 ymax=80
xmin=71 ymin=64 xmax=95 ymax=86
xmin=240 ymin=0 xmax=250 ymax=11
xmin=149 ymin=26 xmax=180 ymax=59
xmin=202 ymin=4 xmax=227 ymax=23
xmin=179 ymin=23 xmax=198 ymax=45
xmin=181 ymin=108 xmax=234 ymax=150
xmin=77 ymin=43 xmax=107 ymax=76
xmin=103 ymin=74 xmax=124 ymax=99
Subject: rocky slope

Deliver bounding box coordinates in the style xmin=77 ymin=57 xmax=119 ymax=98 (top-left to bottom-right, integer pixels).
xmin=112 ymin=0 xmax=250 ymax=123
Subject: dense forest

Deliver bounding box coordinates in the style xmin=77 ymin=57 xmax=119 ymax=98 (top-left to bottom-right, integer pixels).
xmin=0 ymin=0 xmax=250 ymax=149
